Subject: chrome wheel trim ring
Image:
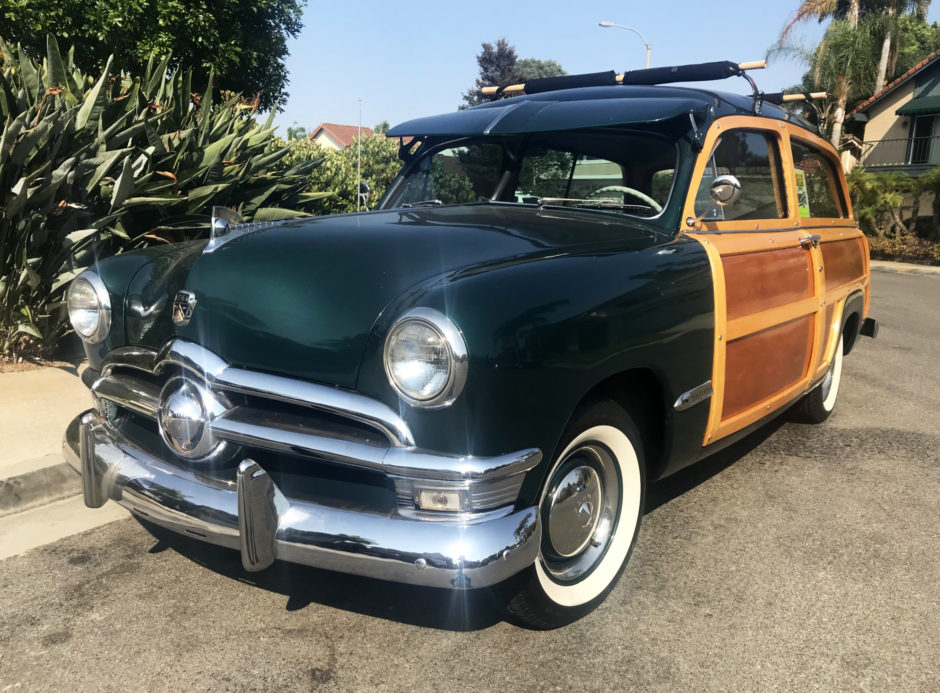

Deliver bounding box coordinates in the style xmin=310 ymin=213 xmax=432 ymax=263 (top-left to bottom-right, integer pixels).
xmin=535 ymin=424 xmax=642 ymax=608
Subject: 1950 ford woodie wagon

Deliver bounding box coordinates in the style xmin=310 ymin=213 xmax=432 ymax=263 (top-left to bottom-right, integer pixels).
xmin=64 ymin=61 xmax=877 ymax=628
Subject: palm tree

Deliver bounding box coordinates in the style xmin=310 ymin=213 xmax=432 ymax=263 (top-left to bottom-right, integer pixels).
xmin=873 ymin=0 xmax=932 ymax=93
xmin=777 ymin=0 xmax=865 ymax=146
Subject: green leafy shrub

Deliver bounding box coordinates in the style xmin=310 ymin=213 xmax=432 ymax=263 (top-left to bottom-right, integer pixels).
xmin=277 ymin=135 xmax=401 ymax=215
xmin=0 ymin=36 xmax=326 ymax=359
xmin=868 ymin=234 xmax=940 ymax=265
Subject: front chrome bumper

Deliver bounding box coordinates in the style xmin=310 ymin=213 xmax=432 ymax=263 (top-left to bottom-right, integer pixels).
xmin=64 ymin=412 xmax=541 ymax=589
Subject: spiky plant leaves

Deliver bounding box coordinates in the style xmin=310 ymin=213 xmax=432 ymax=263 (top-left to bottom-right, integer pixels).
xmin=0 ymin=36 xmax=328 ymax=359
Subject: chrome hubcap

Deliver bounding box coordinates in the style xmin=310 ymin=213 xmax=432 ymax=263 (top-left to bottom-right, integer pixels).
xmin=548 ymin=466 xmax=602 ymax=557
xmin=541 ymin=444 xmax=621 ymax=583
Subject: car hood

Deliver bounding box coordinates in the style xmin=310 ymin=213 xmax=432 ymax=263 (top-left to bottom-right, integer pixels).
xmin=126 ymin=204 xmax=666 ymax=387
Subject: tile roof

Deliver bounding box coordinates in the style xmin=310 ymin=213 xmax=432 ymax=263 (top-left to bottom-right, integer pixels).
xmin=309 ymin=122 xmax=375 ymax=148
xmin=848 ymin=48 xmax=940 ymax=118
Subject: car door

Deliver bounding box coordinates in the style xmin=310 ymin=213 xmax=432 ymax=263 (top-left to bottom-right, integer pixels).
xmin=682 ymin=116 xmax=824 ymax=445
xmin=786 ymin=127 xmax=870 ymax=388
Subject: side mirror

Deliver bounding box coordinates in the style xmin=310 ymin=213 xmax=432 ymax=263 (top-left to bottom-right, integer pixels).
xmin=710 ymin=175 xmax=741 ymax=206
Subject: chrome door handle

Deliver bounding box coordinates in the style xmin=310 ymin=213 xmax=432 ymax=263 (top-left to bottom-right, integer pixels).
xmin=799 ymin=235 xmax=821 ymax=249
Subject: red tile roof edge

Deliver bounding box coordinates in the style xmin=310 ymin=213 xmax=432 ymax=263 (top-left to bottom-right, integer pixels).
xmin=848 ymin=47 xmax=940 ymax=118
xmin=309 ymin=122 xmax=375 ymax=147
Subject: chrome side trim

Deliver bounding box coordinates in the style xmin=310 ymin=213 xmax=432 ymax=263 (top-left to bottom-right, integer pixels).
xmin=67 ymin=412 xmax=541 ymax=589
xmin=674 ymin=380 xmax=713 ymax=411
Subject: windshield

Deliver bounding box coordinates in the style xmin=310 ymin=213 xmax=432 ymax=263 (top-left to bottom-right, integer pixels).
xmin=381 ymin=130 xmax=678 ymax=218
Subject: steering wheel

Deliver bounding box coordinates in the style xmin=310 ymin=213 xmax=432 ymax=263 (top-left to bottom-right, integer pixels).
xmin=586 ymin=185 xmax=663 ymax=213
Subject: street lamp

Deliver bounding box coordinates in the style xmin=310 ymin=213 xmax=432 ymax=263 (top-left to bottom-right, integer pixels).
xmin=599 ymin=20 xmax=651 ymax=69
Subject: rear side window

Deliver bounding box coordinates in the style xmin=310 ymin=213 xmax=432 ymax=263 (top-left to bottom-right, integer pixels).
xmin=791 ymin=139 xmax=846 ymax=218
xmin=694 ymin=130 xmax=786 ymax=221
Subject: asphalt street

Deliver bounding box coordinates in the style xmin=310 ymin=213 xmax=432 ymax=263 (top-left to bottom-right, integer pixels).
xmin=1 ymin=271 xmax=937 ymax=692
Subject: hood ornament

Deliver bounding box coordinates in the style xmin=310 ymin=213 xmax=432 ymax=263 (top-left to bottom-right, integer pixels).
xmin=172 ymin=290 xmax=197 ymax=326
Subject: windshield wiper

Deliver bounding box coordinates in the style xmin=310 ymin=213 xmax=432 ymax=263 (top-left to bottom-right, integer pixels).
xmin=401 ymin=199 xmax=443 ymax=208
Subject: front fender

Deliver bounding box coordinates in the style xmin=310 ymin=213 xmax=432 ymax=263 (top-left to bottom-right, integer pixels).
xmin=356 ymin=236 xmax=714 ymax=504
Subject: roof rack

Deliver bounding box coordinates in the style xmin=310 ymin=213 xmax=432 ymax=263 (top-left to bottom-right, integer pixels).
xmin=483 ymin=59 xmax=780 ymax=114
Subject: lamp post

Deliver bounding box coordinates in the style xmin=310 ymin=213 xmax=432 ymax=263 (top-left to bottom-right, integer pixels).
xmin=599 ymin=20 xmax=651 ymax=69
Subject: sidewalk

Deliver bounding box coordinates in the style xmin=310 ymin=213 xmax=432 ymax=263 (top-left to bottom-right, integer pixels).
xmin=0 ymin=365 xmax=90 ymax=472
xmin=0 ymin=363 xmax=127 ymax=558
xmin=870 ymin=259 xmax=940 ymax=276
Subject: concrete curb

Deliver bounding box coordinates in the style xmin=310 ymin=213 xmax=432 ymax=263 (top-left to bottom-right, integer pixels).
xmin=0 ymin=453 xmax=81 ymax=518
xmin=870 ymin=260 xmax=940 ymax=276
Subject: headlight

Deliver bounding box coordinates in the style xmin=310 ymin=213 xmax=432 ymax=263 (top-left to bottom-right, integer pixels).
xmin=67 ymin=271 xmax=111 ymax=343
xmin=383 ymin=307 xmax=467 ymax=408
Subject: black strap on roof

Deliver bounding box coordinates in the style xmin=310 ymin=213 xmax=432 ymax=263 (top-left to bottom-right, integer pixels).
xmin=523 ymin=71 xmax=618 ymax=94
xmin=620 ymin=61 xmax=742 ymax=86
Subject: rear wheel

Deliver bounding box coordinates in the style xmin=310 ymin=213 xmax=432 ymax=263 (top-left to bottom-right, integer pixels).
xmin=505 ymin=400 xmax=645 ymax=629
xmin=792 ymin=335 xmax=844 ymax=424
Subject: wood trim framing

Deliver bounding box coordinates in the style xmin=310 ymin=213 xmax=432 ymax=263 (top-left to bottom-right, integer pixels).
xmin=683 ymin=115 xmax=870 ymax=446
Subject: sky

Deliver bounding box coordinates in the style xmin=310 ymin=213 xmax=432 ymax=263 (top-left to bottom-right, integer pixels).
xmin=271 ymin=1 xmax=940 ymax=136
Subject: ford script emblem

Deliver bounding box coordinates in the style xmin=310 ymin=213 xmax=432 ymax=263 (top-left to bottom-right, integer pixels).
xmin=172 ymin=290 xmax=197 ymax=326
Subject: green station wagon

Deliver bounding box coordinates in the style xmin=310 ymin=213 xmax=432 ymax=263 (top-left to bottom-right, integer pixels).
xmin=64 ymin=61 xmax=877 ymax=628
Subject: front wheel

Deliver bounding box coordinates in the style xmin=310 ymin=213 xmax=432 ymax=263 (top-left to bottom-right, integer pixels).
xmin=505 ymin=400 xmax=645 ymax=629
xmin=792 ymin=335 xmax=844 ymax=424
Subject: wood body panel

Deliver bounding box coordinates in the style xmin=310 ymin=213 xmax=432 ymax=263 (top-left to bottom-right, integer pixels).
xmin=682 ymin=115 xmax=871 ymax=447
xmin=723 ymin=246 xmax=814 ymax=321
xmin=821 ymin=237 xmax=866 ymax=291
xmin=723 ymin=316 xmax=814 ymax=418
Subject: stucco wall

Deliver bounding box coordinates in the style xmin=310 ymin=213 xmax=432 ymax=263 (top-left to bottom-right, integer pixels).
xmin=862 ymin=80 xmax=915 ymax=166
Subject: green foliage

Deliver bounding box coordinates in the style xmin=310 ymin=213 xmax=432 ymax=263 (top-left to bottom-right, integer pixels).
xmin=462 ymin=38 xmax=567 ymax=108
xmin=0 ymin=36 xmax=326 ymax=359
xmin=0 ymin=0 xmax=304 ymax=112
xmin=277 ymin=135 xmax=401 ymax=215
xmin=285 ymin=122 xmax=307 ymax=140
xmin=892 ymin=14 xmax=940 ymax=78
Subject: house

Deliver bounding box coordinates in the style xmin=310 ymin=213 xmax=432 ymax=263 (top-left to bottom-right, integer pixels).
xmin=846 ymin=48 xmax=940 ymax=173
xmin=308 ymin=123 xmax=374 ymax=150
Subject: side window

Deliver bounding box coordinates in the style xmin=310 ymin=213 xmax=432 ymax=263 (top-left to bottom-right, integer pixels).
xmin=791 ymin=139 xmax=846 ymax=218
xmin=694 ymin=130 xmax=786 ymax=221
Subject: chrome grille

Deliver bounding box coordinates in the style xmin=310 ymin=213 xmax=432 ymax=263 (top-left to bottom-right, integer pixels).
xmin=90 ymin=339 xmax=542 ymax=514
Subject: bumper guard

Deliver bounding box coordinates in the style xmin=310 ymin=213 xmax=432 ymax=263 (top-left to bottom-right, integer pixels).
xmin=64 ymin=411 xmax=541 ymax=589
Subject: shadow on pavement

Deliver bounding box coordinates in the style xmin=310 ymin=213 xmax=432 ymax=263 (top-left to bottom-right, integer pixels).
xmin=136 ymin=415 xmax=789 ymax=631
xmin=138 ymin=518 xmax=509 ymax=632
xmin=646 ymin=417 xmax=786 ymax=512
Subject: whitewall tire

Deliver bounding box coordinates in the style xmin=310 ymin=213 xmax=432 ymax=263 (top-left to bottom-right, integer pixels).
xmin=505 ymin=400 xmax=646 ymax=629
xmin=792 ymin=335 xmax=844 ymax=424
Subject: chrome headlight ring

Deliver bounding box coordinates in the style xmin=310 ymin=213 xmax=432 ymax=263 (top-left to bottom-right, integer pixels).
xmin=67 ymin=271 xmax=112 ymax=344
xmin=383 ymin=307 xmax=468 ymax=409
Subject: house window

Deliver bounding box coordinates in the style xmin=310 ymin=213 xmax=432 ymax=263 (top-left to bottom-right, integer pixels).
xmin=907 ymin=116 xmax=935 ymax=164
